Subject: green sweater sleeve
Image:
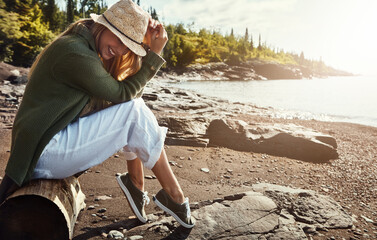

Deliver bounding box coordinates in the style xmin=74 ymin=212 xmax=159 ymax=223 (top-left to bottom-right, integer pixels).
xmin=53 ymin=51 xmax=165 ymax=103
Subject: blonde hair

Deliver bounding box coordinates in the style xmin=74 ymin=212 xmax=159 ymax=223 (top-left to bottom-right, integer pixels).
xmin=29 ymin=19 xmax=143 ymax=116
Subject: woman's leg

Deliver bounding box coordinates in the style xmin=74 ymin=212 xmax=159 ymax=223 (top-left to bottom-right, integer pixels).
xmin=152 ymin=149 xmax=185 ymax=204
xmin=127 ymin=149 xmax=185 ymax=204
xmin=127 ymin=158 xmax=144 ymax=191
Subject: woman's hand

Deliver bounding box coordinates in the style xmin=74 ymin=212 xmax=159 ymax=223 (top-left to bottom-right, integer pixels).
xmin=144 ymin=18 xmax=168 ymax=55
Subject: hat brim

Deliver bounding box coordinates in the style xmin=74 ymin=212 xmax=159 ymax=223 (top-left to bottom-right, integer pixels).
xmin=90 ymin=13 xmax=146 ymax=57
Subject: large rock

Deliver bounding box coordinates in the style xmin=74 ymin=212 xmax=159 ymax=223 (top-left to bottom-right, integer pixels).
xmin=125 ymin=184 xmax=352 ymax=239
xmin=0 ymin=62 xmax=29 ymax=82
xmin=158 ymin=116 xmax=210 ymax=147
xmin=206 ymin=119 xmax=338 ymax=163
xmin=252 ymin=183 xmax=353 ymax=229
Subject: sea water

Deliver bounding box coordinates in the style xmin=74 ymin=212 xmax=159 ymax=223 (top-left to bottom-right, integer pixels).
xmin=170 ymin=75 xmax=377 ymax=128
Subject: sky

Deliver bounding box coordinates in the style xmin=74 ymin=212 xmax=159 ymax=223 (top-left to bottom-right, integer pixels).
xmin=105 ymin=0 xmax=377 ymax=75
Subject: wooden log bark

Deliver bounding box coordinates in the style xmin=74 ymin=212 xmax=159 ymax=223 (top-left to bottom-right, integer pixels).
xmin=0 ymin=176 xmax=86 ymax=240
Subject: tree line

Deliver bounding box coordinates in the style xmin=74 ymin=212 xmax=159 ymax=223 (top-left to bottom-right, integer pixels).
xmin=162 ymin=23 xmax=331 ymax=75
xmin=1 ymin=0 xmax=331 ymax=75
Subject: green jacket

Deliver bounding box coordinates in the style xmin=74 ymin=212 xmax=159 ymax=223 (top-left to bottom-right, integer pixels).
xmin=5 ymin=23 xmax=165 ymax=186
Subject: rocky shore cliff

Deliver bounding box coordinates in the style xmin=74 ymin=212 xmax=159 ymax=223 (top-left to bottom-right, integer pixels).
xmin=158 ymin=59 xmax=352 ymax=82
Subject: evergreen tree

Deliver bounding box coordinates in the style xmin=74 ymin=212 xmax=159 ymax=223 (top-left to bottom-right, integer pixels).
xmin=2 ymin=0 xmax=55 ymax=66
xmin=0 ymin=0 xmax=22 ymax=61
xmin=299 ymin=51 xmax=305 ymax=65
xmin=250 ymin=34 xmax=254 ymax=50
xmin=230 ymin=28 xmax=234 ymax=38
xmin=67 ymin=0 xmax=74 ymax=24
xmin=148 ymin=6 xmax=158 ymax=20
xmin=175 ymin=23 xmax=186 ymax=35
xmin=244 ymin=28 xmax=249 ymax=42
xmin=43 ymin=0 xmax=60 ymax=31
xmin=258 ymin=33 xmax=262 ymax=50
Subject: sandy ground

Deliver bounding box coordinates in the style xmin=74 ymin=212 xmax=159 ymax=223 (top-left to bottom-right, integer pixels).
xmin=1 ymin=111 xmax=376 ymax=239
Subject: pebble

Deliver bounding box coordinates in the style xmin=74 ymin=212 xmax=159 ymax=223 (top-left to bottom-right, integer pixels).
xmin=95 ymin=195 xmax=112 ymax=201
xmin=303 ymin=226 xmax=317 ymax=234
xmin=223 ymin=175 xmax=231 ymax=179
xmin=108 ymin=230 xmax=124 ymax=239
xmin=361 ymin=215 xmax=374 ymax=224
xmin=87 ymin=205 xmax=96 ymax=210
xmin=169 ymin=161 xmax=177 ymax=166
xmin=128 ymin=235 xmax=143 ymax=240
xmin=144 ymin=175 xmax=154 ymax=179
xmin=225 ymin=160 xmax=232 ymax=163
xmin=179 ymin=156 xmax=185 ymax=160
xmin=201 ymin=168 xmax=210 ymax=173
xmin=114 ymin=154 xmax=120 ymax=158
xmin=188 ymin=156 xmax=192 ymax=160
xmin=95 ymin=170 xmax=101 ymax=173
xmin=97 ymin=208 xmax=107 ymax=213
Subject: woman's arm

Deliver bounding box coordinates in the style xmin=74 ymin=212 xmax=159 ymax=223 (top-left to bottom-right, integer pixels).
xmin=53 ymin=50 xmax=165 ymax=103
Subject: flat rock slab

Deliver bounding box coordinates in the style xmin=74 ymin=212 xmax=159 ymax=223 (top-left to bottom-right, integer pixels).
xmin=125 ymin=184 xmax=352 ymax=239
xmin=253 ymin=183 xmax=353 ymax=229
xmin=207 ymin=119 xmax=338 ymax=163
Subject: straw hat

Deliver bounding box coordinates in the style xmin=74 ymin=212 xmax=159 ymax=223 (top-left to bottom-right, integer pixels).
xmin=90 ymin=0 xmax=150 ymax=56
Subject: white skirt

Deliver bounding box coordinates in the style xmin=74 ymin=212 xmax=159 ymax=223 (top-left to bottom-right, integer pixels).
xmin=32 ymin=98 xmax=167 ymax=179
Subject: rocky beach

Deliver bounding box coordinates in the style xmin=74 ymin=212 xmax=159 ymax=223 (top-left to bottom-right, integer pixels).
xmin=0 ymin=61 xmax=376 ymax=239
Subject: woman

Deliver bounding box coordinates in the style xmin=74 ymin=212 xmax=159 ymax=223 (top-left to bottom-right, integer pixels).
xmin=0 ymin=0 xmax=194 ymax=228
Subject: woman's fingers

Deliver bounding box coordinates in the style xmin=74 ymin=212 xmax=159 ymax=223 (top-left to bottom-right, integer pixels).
xmin=145 ymin=19 xmax=168 ymax=55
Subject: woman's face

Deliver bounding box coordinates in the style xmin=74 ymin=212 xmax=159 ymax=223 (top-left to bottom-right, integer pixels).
xmin=98 ymin=28 xmax=129 ymax=60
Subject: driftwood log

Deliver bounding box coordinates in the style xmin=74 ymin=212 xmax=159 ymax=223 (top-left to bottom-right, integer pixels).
xmin=0 ymin=176 xmax=86 ymax=240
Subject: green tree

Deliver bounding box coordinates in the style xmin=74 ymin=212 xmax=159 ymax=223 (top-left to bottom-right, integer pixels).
xmin=0 ymin=0 xmax=23 ymax=61
xmin=67 ymin=0 xmax=74 ymax=24
xmin=148 ymin=6 xmax=158 ymax=20
xmin=80 ymin=0 xmax=107 ymax=18
xmin=4 ymin=0 xmax=55 ymax=66
xmin=299 ymin=51 xmax=305 ymax=65
xmin=258 ymin=33 xmax=262 ymax=50
xmin=250 ymin=34 xmax=254 ymax=51
xmin=39 ymin=0 xmax=61 ymax=32
xmin=244 ymin=28 xmax=249 ymax=42
xmin=175 ymin=23 xmax=187 ymax=35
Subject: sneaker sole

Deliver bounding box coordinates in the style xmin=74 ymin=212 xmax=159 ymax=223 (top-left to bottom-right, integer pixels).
xmin=116 ymin=175 xmax=147 ymax=223
xmin=153 ymin=196 xmax=195 ymax=228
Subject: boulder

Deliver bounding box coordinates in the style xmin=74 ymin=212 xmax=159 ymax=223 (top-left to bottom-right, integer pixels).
xmin=158 ymin=117 xmax=208 ymax=136
xmin=206 ymin=119 xmax=338 ymax=163
xmin=158 ymin=116 xmax=210 ymax=147
xmin=253 ymin=183 xmax=353 ymax=229
xmin=125 ymin=184 xmax=352 ymax=239
xmin=0 ymin=62 xmax=29 ymax=82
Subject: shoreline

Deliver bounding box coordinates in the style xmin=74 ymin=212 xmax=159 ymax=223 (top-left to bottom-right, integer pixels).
xmin=159 ymin=76 xmax=377 ymax=129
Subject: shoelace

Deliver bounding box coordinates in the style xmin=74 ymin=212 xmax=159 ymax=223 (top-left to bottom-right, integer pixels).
xmin=142 ymin=191 xmax=150 ymax=206
xmin=183 ymin=197 xmax=191 ymax=218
